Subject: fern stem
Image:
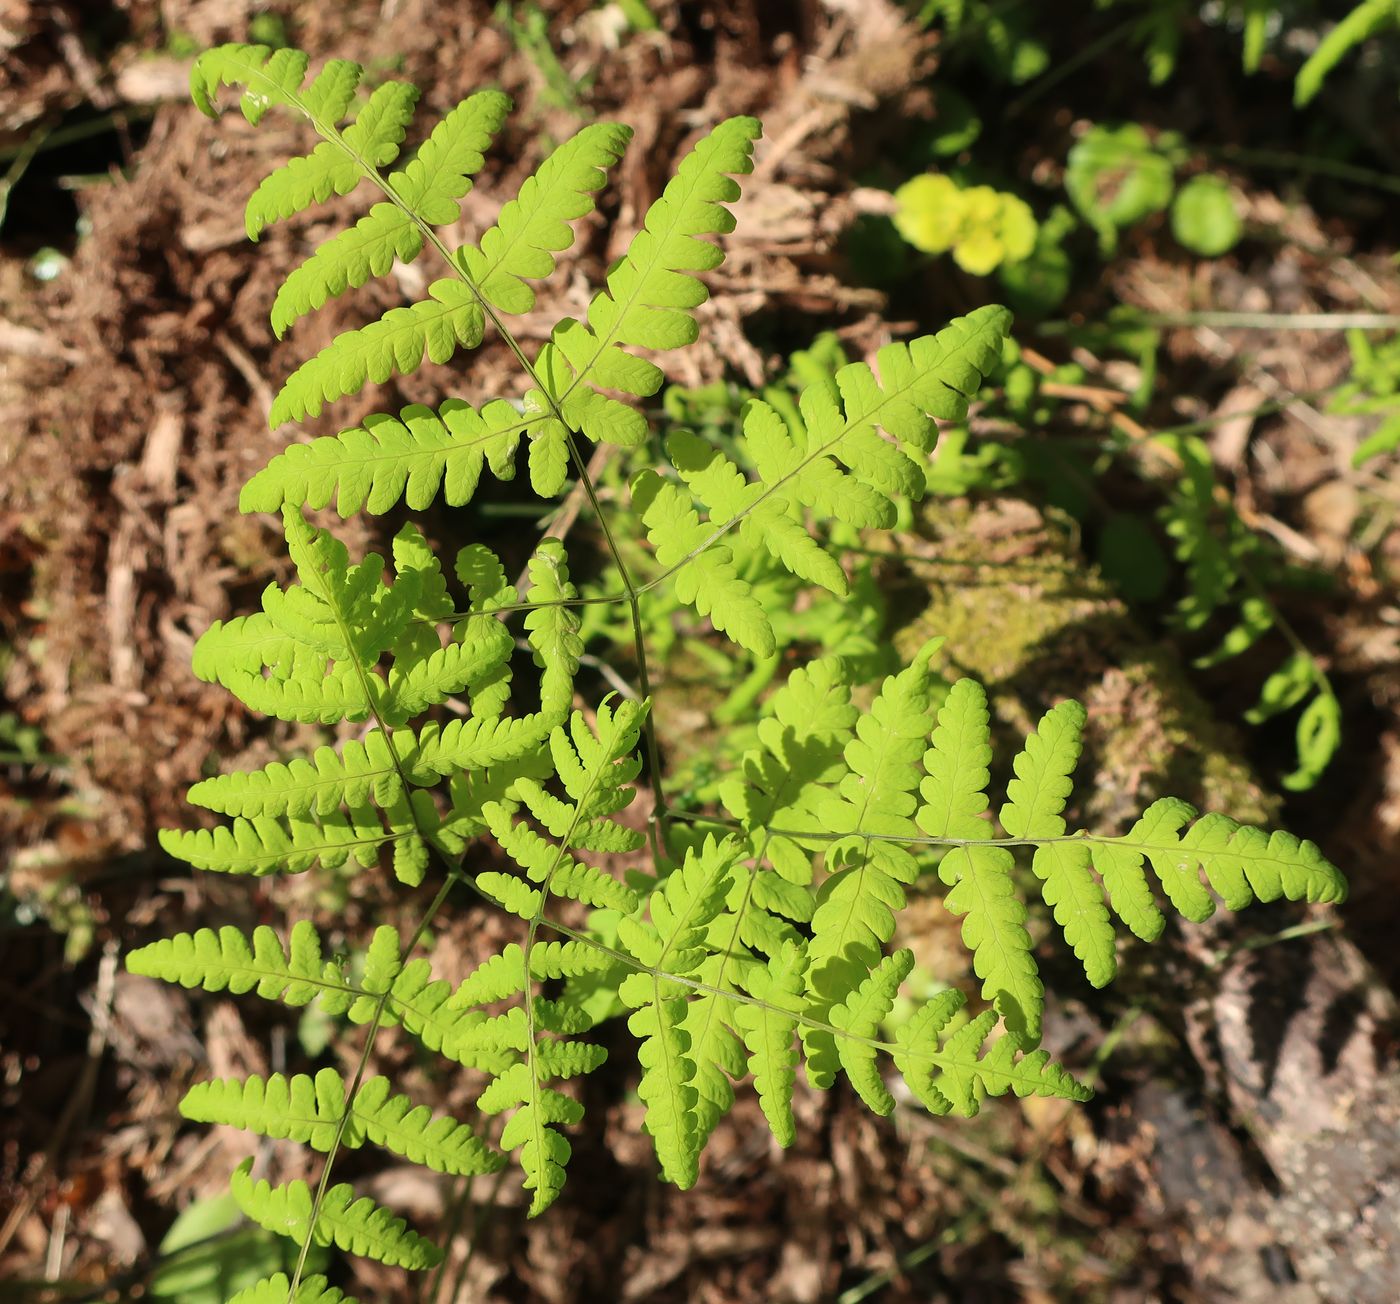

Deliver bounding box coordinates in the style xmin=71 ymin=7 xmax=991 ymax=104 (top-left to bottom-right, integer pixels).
xmin=562 ymin=428 xmax=669 ymax=839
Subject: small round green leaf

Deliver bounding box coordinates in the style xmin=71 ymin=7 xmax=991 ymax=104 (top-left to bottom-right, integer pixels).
xmin=1171 ymin=175 xmax=1242 ymax=257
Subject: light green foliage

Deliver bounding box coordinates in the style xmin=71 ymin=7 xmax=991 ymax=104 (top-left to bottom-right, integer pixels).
xmin=1064 ymin=123 xmax=1242 ymax=260
xmin=1295 ymin=0 xmax=1400 ymax=104
xmin=227 ymin=1276 xmax=354 ymax=1304
xmin=633 ymin=306 xmax=1009 ymax=655
xmin=1066 ymin=124 xmax=1175 ymax=252
xmin=230 ymin=1161 xmax=442 ymax=1269
xmin=181 ymin=1068 xmax=503 ymax=1173
xmin=127 ymin=40 xmax=1349 ymax=1297
xmin=1159 ymin=432 xmax=1340 ymax=790
xmin=1170 ymin=174 xmax=1244 ymax=256
xmin=893 ymin=174 xmax=1038 ymax=275
xmin=1333 ymin=328 xmax=1400 ymax=467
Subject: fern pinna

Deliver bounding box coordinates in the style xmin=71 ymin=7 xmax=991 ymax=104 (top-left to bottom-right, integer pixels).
xmin=124 ymin=42 xmax=1348 ymax=1299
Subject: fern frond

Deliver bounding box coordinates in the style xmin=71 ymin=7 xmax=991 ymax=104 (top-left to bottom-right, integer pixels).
xmin=802 ymin=648 xmax=940 ymax=1082
xmin=230 ymin=1160 xmax=442 ymax=1270
xmin=827 ymin=948 xmax=913 ymax=1115
xmin=531 ymin=116 xmax=761 ymax=449
xmin=473 ymin=1009 xmax=610 ymax=1215
xmin=461 ymin=123 xmax=633 ymax=314
xmin=271 ymin=90 xmax=511 ymax=336
xmin=1082 ymin=798 xmax=1347 ymax=921
xmin=242 ymin=398 xmax=531 ymax=516
xmin=1000 ymin=700 xmax=1115 ymax=989
xmin=891 ymin=991 xmax=1090 ymax=1117
xmin=719 ymin=656 xmax=856 ymax=884
xmin=245 ymin=81 xmax=419 ymax=239
xmin=638 ymin=308 xmax=1010 ymax=650
xmin=271 ymin=280 xmax=485 ymax=426
xmin=125 ymin=920 xmax=343 ymax=1004
xmin=618 ymin=835 xmax=738 ymax=1188
xmin=477 ymin=1064 xmax=582 ymax=1217
xmin=732 ymin=940 xmax=806 ymax=1146
xmin=919 ymin=677 xmax=1041 ymax=1045
xmin=180 ymin=1068 xmax=502 ymax=1174
xmin=481 ymin=703 xmax=645 ymax=914
xmin=188 ymin=736 xmax=405 ymax=818
xmin=632 ymin=468 xmax=776 ymax=656
xmin=191 ymin=611 xmax=369 ymax=725
xmin=524 ymin=540 xmax=583 ymax=720
xmin=485 ymin=804 xmax=639 ymax=912
xmin=157 ymin=809 xmax=397 ymax=876
xmin=227 ymin=1274 xmax=355 ymax=1304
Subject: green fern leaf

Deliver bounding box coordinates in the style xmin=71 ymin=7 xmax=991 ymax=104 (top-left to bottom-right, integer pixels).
xmin=1000 ymin=700 xmax=1115 ymax=988
xmin=270 ymin=90 xmax=511 ymax=335
xmin=242 ymin=397 xmax=532 ymax=516
xmin=719 ymin=656 xmax=857 ymax=884
xmin=157 ymin=809 xmax=395 ymax=876
xmin=827 ymin=948 xmax=912 ymax=1115
xmin=803 ymin=648 xmax=939 ymax=1083
xmin=732 ymin=941 xmax=806 ymax=1145
xmin=244 ymin=79 xmax=419 ymax=240
xmin=632 ymin=469 xmax=775 ymax=656
xmin=1083 ymin=798 xmax=1347 ymax=920
xmin=124 ymin=920 xmax=345 ymax=1006
xmin=893 ymin=997 xmax=1090 ymax=1117
xmin=480 ymin=1073 xmax=580 ymax=1216
xmin=618 ymin=836 xmax=738 ymax=1188
xmin=641 ymin=309 xmax=1010 ymax=651
xmin=230 ymin=1159 xmax=442 ymax=1269
xmin=192 ymin=45 xmax=319 ymax=123
xmin=180 ymin=1068 xmax=502 ymax=1175
xmin=187 ymin=735 xmax=404 ymax=818
xmin=532 ymin=117 xmax=760 ymax=448
xmin=461 ymin=123 xmax=633 ymax=314
xmin=271 ymin=280 xmax=484 ymax=425
xmin=524 ymin=539 xmax=583 ymax=721
xmin=668 ymin=426 xmax=848 ymax=596
xmin=919 ymin=677 xmax=1043 ymax=1045
xmin=226 ymin=1273 xmax=356 ymax=1304
xmin=482 ymin=704 xmax=644 ymax=913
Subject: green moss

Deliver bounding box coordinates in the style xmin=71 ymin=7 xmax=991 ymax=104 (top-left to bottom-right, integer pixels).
xmin=894 ymin=499 xmax=1275 ymax=830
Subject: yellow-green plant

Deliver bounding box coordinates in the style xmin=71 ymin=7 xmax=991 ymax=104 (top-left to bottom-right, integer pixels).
xmin=125 ymin=43 xmax=1348 ymax=1301
xmin=893 ymin=173 xmax=1037 ymax=275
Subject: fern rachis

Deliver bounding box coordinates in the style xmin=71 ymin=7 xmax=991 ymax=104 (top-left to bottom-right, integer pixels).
xmin=126 ymin=40 xmax=1349 ymax=1302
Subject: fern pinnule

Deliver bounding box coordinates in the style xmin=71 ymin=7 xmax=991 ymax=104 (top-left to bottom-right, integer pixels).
xmin=920 ymin=677 xmax=1041 ymax=1045
xmin=227 ymin=1273 xmax=357 ymax=1304
xmin=230 ymin=1160 xmax=443 ymax=1270
xmin=460 ymin=122 xmax=633 ymax=315
xmin=240 ymin=399 xmax=531 ymax=517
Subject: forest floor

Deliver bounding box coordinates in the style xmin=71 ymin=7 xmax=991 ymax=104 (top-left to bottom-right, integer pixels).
xmin=3 ymin=2 xmax=1400 ymax=1301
